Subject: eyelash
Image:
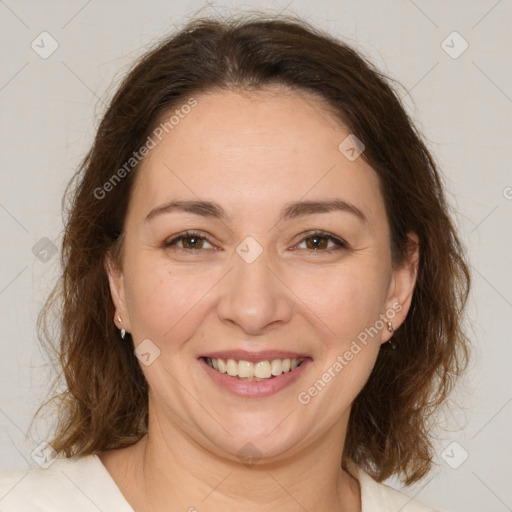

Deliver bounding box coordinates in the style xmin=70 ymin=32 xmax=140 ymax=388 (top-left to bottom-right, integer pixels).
xmin=163 ymin=230 xmax=348 ymax=253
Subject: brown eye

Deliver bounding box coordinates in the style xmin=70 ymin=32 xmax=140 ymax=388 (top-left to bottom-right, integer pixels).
xmin=305 ymin=234 xmax=329 ymax=250
xmin=296 ymin=231 xmax=347 ymax=251
xmin=180 ymin=235 xmax=204 ymax=249
xmin=164 ymin=231 xmax=215 ymax=250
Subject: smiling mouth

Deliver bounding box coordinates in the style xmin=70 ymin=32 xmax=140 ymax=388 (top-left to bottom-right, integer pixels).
xmin=202 ymin=356 xmax=307 ymax=381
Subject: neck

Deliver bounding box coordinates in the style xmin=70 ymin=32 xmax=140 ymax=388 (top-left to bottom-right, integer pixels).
xmin=128 ymin=402 xmax=361 ymax=512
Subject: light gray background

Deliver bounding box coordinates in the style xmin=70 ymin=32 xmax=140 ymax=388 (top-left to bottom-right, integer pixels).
xmin=1 ymin=1 xmax=511 ymax=511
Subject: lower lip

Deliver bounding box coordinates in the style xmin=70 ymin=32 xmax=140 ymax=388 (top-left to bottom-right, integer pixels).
xmin=199 ymin=357 xmax=312 ymax=398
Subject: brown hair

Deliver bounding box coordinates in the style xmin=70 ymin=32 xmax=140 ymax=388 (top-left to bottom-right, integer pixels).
xmin=37 ymin=13 xmax=470 ymax=485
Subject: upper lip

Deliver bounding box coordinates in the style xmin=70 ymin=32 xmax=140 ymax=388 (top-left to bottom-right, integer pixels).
xmin=199 ymin=350 xmax=311 ymax=363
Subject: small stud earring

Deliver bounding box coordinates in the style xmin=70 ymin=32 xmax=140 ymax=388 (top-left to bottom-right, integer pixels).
xmin=117 ymin=315 xmax=126 ymax=339
xmin=386 ymin=321 xmax=396 ymax=349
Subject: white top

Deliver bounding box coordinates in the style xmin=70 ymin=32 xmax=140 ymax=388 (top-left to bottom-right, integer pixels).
xmin=0 ymin=454 xmax=445 ymax=511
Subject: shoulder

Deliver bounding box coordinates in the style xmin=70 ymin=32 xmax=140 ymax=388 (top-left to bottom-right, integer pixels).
xmin=0 ymin=454 xmax=133 ymax=511
xmin=351 ymin=464 xmax=449 ymax=512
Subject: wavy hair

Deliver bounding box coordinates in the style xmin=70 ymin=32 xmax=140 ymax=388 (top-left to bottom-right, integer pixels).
xmin=37 ymin=13 xmax=470 ymax=485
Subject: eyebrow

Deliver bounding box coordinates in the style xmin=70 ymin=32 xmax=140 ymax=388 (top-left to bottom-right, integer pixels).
xmin=145 ymin=198 xmax=367 ymax=223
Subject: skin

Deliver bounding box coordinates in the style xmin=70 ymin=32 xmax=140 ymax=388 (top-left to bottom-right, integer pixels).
xmin=99 ymin=85 xmax=419 ymax=512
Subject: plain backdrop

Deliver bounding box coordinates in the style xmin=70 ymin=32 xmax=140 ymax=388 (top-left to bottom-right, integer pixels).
xmin=0 ymin=1 xmax=511 ymax=511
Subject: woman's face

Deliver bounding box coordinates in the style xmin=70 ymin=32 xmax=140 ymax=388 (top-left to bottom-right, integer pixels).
xmin=107 ymin=86 xmax=417 ymax=462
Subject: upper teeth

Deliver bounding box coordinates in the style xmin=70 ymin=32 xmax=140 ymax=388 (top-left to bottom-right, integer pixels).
xmin=206 ymin=357 xmax=303 ymax=380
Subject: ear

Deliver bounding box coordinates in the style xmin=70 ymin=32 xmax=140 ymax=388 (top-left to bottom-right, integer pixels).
xmin=381 ymin=232 xmax=419 ymax=343
xmin=105 ymin=252 xmax=131 ymax=333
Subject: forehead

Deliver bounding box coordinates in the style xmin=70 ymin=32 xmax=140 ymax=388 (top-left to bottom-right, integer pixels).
xmin=129 ymin=87 xmax=385 ymax=225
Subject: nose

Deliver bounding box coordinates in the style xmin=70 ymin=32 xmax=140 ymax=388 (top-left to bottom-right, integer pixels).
xmin=216 ymin=246 xmax=293 ymax=336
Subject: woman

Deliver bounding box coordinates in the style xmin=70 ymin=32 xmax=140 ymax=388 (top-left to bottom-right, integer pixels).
xmin=0 ymin=14 xmax=470 ymax=512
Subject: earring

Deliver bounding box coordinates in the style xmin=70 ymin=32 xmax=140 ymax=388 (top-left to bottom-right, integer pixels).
xmin=386 ymin=321 xmax=396 ymax=349
xmin=117 ymin=315 xmax=126 ymax=339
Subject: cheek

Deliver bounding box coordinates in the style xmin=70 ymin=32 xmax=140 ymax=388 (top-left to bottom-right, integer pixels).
xmin=124 ymin=259 xmax=214 ymax=343
xmin=291 ymin=262 xmax=390 ymax=345
xmin=294 ymin=268 xmax=387 ymax=421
